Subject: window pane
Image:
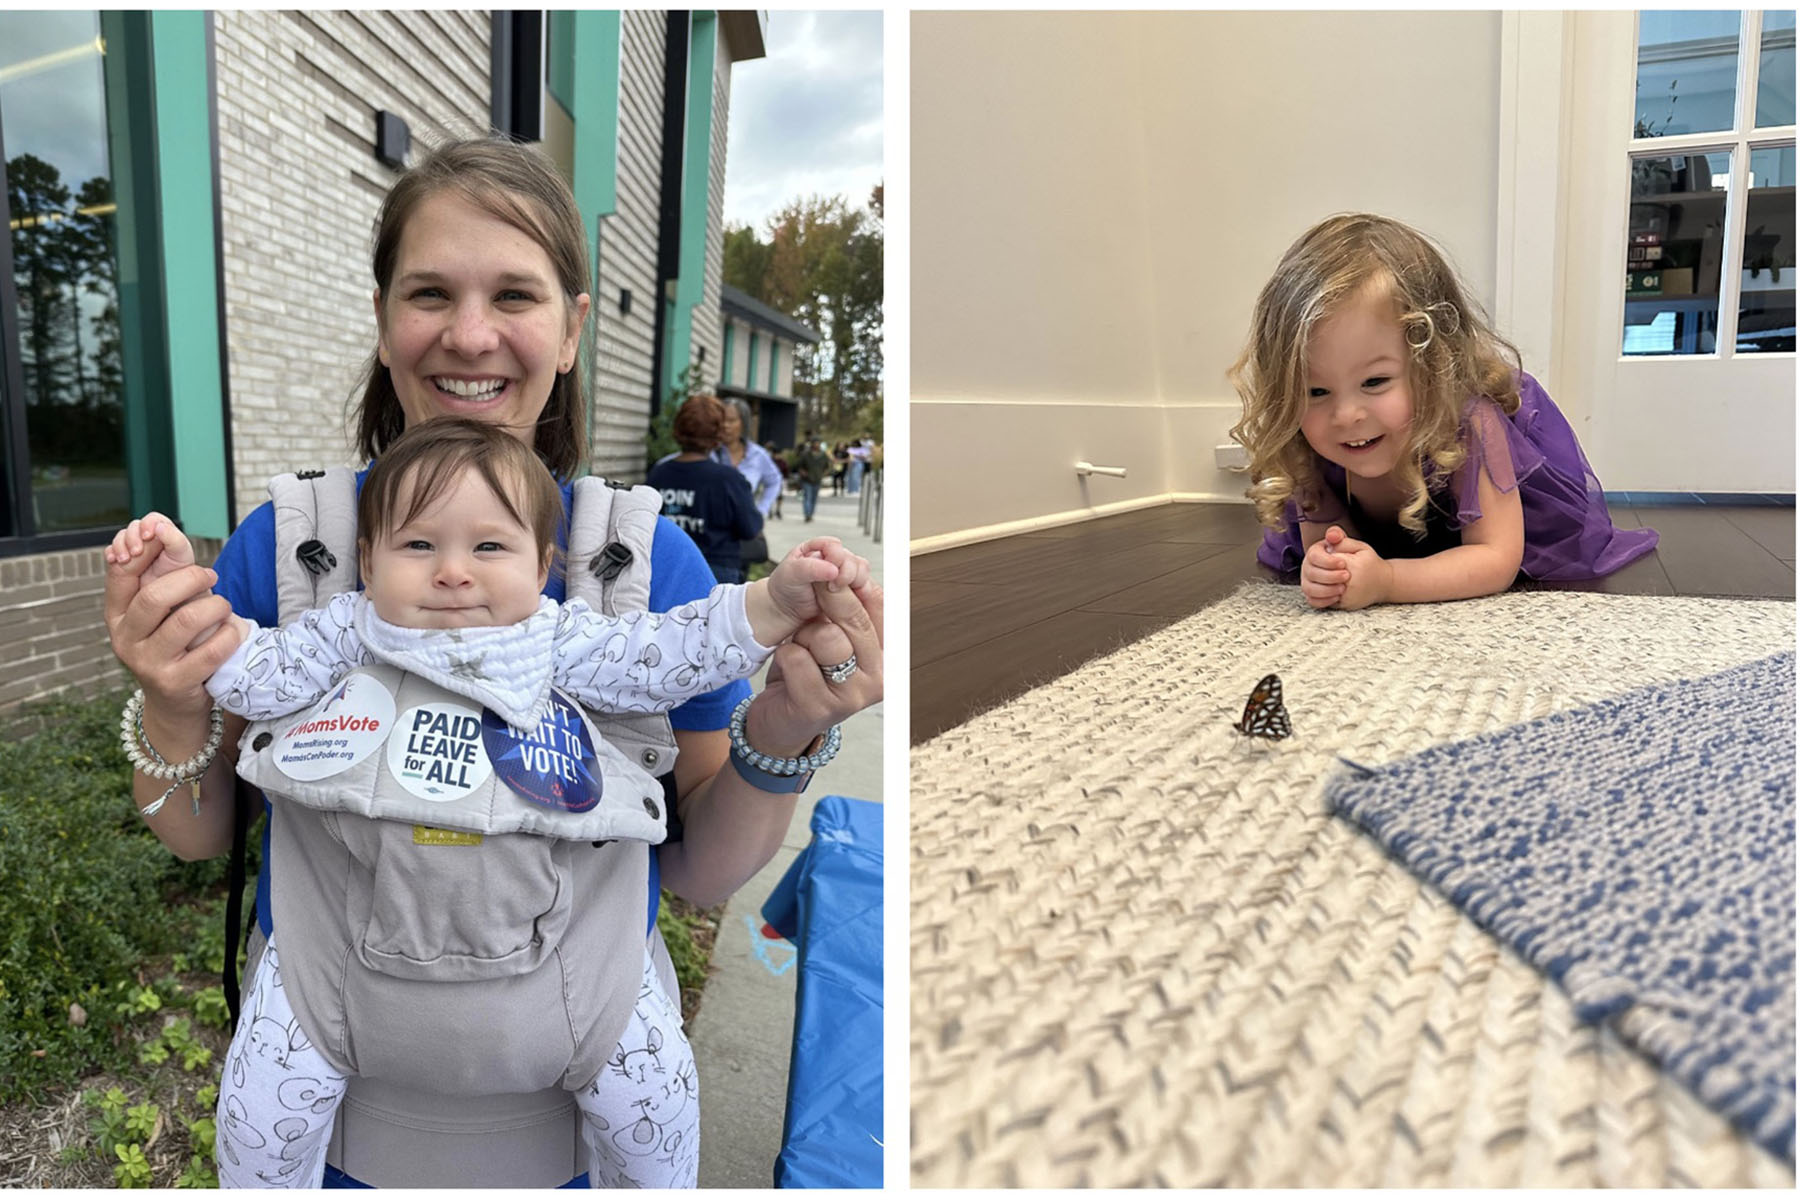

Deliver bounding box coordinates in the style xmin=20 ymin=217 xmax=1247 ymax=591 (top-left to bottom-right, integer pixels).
xmin=1739 ymin=145 xmax=1796 ymax=354
xmin=1622 ymin=150 xmax=1732 ymax=356
xmin=1756 ymin=11 xmax=1796 ymax=128
xmin=1 ymin=10 xmax=130 ymax=533
xmin=1635 ymin=10 xmax=1742 ymax=138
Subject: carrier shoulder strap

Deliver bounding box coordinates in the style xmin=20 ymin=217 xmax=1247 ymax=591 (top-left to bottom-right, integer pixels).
xmin=268 ymin=467 xmax=360 ymax=623
xmin=567 ymin=475 xmax=661 ymax=616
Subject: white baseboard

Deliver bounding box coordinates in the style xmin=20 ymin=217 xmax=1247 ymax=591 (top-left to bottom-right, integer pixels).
xmin=910 ymin=492 xmax=1252 ymax=555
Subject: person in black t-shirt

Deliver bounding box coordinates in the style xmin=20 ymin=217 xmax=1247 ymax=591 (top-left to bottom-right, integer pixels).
xmin=647 ymin=394 xmax=763 ymax=583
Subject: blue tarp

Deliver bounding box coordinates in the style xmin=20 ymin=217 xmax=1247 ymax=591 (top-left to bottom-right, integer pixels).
xmin=762 ymin=794 xmax=885 ymax=1188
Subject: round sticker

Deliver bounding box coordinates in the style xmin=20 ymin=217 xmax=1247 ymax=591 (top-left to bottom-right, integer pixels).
xmin=272 ymin=674 xmax=396 ymax=781
xmin=482 ymin=693 xmax=602 ymax=814
xmin=387 ymin=702 xmax=494 ymax=802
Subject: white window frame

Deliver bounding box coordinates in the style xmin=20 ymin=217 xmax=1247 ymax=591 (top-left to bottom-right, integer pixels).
xmin=1623 ymin=9 xmax=1796 ymax=360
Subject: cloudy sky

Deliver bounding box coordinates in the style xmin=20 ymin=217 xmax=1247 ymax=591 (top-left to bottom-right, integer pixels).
xmin=723 ymin=10 xmax=884 ymax=233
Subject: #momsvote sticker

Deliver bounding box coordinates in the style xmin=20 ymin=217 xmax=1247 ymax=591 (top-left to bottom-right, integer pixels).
xmin=387 ymin=702 xmax=494 ymax=802
xmin=482 ymin=693 xmax=602 ymax=813
xmin=272 ymin=675 xmax=395 ymax=781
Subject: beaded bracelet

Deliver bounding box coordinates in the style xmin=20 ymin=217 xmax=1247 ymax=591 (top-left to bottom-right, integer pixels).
xmin=119 ymin=689 xmax=225 ymax=817
xmin=727 ymin=695 xmax=842 ymax=777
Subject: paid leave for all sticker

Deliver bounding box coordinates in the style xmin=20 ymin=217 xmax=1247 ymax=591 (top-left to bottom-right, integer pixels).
xmin=400 ymin=708 xmax=484 ymax=789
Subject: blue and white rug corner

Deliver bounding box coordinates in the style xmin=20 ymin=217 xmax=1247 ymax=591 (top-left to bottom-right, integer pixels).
xmin=1326 ymin=651 xmax=1796 ymax=1163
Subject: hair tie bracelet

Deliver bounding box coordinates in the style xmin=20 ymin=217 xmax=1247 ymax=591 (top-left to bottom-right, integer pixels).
xmin=119 ymin=689 xmax=224 ymax=817
xmin=726 ymin=695 xmax=841 ymax=794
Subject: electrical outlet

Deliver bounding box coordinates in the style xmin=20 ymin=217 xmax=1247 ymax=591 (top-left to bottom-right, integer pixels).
xmin=1214 ymin=444 xmax=1249 ymax=471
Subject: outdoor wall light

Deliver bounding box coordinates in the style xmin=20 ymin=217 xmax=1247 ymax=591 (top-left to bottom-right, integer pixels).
xmin=374 ymin=110 xmax=410 ymax=169
xmin=619 ymin=287 xmax=632 ymax=317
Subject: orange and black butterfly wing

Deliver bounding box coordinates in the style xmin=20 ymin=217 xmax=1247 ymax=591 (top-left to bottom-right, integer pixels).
xmin=1234 ymin=673 xmax=1292 ymax=739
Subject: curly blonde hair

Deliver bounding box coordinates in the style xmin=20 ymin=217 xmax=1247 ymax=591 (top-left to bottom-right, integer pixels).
xmin=1227 ymin=214 xmax=1523 ymax=537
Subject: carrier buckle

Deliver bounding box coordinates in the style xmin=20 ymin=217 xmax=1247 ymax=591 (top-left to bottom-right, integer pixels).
xmin=297 ymin=539 xmax=338 ymax=576
xmin=590 ymin=541 xmax=632 ymax=582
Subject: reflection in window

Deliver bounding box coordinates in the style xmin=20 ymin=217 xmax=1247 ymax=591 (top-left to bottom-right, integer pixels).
xmin=1 ymin=10 xmax=130 ymax=533
xmin=1634 ymin=10 xmax=1741 ymax=138
xmin=1740 ymin=145 xmax=1796 ymax=353
xmin=1756 ymin=10 xmax=1796 ymax=128
xmin=1623 ymin=151 xmax=1731 ymax=356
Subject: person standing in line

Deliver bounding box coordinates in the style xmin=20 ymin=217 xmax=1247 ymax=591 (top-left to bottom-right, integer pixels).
xmin=648 ymin=395 xmax=764 ymax=583
xmin=847 ymin=437 xmax=871 ymax=495
xmin=765 ymin=441 xmax=790 ymax=520
xmin=830 ymin=441 xmax=850 ymax=496
xmin=795 ymin=436 xmax=834 ymax=523
xmin=713 ymin=398 xmax=785 ymax=521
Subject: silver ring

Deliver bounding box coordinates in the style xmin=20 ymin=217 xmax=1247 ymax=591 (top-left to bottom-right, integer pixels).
xmin=820 ymin=655 xmax=858 ymax=685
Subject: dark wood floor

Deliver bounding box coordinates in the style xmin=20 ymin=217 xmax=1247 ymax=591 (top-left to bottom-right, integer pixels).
xmin=912 ymin=502 xmax=1795 ymax=745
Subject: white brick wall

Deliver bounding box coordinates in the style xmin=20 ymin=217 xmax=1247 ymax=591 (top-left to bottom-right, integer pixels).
xmin=213 ymin=11 xmax=491 ymax=520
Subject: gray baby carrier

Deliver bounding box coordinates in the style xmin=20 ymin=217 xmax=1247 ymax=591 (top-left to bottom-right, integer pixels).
xmin=232 ymin=467 xmax=680 ymax=1186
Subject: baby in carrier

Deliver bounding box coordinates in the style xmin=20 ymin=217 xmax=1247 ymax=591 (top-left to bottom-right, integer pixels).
xmin=107 ymin=417 xmax=869 ymax=1188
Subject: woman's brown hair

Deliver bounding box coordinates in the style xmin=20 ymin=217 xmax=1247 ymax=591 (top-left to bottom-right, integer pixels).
xmin=671 ymin=394 xmax=728 ymax=454
xmin=1228 ymin=213 xmax=1523 ymax=537
xmin=354 ymin=137 xmax=591 ymax=479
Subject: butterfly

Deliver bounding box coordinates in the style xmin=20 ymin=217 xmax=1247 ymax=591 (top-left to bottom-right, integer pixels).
xmin=1233 ymin=673 xmax=1292 ymax=740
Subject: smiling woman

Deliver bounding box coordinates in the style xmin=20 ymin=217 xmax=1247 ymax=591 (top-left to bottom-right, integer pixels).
xmin=101 ymin=135 xmax=884 ymax=1189
xmin=356 ymin=141 xmax=595 ymax=481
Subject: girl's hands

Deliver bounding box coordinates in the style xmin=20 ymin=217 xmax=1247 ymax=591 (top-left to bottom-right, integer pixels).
xmin=1301 ymin=526 xmax=1353 ymax=608
xmin=1302 ymin=525 xmax=1391 ymax=612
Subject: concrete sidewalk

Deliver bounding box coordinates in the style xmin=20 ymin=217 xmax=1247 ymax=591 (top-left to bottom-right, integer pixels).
xmin=688 ymin=484 xmax=885 ymax=1188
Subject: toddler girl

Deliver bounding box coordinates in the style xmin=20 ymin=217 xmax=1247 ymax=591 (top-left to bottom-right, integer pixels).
xmin=108 ymin=418 xmax=868 ymax=1188
xmin=1230 ymin=213 xmax=1657 ymax=610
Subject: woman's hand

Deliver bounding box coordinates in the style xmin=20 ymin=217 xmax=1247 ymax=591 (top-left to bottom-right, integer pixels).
xmin=744 ymin=578 xmax=884 ymax=756
xmin=105 ymin=554 xmax=244 ymax=711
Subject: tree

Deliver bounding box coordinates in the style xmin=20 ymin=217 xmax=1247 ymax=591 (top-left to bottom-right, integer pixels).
xmin=723 ymin=184 xmax=883 ymax=435
xmin=7 ymin=155 xmax=125 ymax=467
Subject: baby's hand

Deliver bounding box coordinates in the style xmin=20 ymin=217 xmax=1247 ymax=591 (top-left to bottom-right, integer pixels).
xmin=106 ymin=512 xmax=195 ymax=584
xmin=748 ymin=537 xmax=871 ymax=644
xmin=106 ymin=513 xmax=228 ymax=650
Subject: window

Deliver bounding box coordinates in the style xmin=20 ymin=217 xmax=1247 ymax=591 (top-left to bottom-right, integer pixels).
xmin=768 ymin=339 xmax=778 ymax=392
xmin=1624 ymin=10 xmax=1796 ymax=356
xmin=1 ymin=12 xmax=130 ymax=537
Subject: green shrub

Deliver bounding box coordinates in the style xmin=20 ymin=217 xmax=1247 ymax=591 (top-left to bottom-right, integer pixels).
xmin=656 ymin=891 xmax=710 ymax=995
xmin=0 ymin=690 xmax=259 ymax=1103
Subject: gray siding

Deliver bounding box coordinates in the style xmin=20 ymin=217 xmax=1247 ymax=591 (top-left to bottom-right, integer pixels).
xmin=590 ymin=10 xmax=666 ymax=484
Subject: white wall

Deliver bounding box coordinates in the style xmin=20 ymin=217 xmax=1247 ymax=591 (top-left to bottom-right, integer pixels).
xmin=912 ymin=11 xmax=1504 ymax=547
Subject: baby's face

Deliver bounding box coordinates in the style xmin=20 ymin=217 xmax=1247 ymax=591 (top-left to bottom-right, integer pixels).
xmin=362 ymin=467 xmax=549 ymax=630
xmin=1298 ymin=287 xmax=1415 ymax=481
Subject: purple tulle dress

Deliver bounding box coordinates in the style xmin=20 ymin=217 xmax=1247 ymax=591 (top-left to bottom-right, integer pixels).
xmin=1257 ymin=373 xmax=1659 ymax=580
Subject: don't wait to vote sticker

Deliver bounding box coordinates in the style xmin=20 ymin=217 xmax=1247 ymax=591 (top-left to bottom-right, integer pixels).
xmin=482 ymin=693 xmax=602 ymax=813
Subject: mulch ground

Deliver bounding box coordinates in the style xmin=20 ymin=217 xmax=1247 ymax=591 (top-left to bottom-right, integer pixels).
xmin=2 ymin=903 xmax=727 ymax=1187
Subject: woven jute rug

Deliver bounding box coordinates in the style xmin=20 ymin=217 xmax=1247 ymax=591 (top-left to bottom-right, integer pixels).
xmin=911 ymin=583 xmax=1797 ymax=1187
xmin=1329 ymin=651 xmax=1796 ymax=1162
